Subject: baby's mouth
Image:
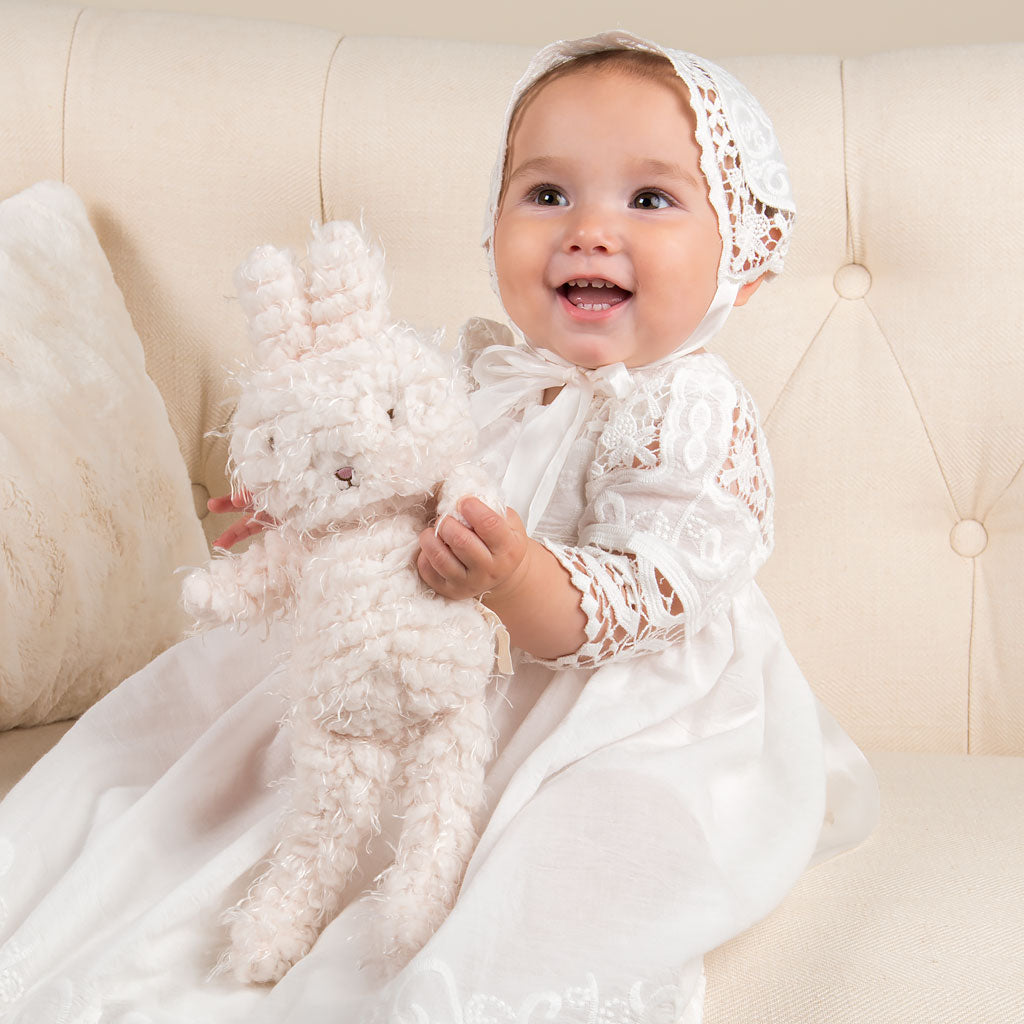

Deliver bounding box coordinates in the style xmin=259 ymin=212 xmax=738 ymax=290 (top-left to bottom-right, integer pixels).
xmin=558 ymin=278 xmax=633 ymax=311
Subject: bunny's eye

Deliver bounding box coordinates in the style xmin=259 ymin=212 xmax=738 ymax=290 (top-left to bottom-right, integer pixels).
xmin=267 ymin=434 xmax=276 ymax=451
xmin=386 ymin=408 xmax=396 ymax=420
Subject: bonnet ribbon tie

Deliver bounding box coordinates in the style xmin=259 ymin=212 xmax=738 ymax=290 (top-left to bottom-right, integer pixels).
xmin=470 ymin=344 xmax=635 ymax=534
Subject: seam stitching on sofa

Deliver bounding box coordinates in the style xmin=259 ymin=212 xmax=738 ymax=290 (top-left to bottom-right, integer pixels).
xmin=317 ymin=34 xmax=347 ymax=224
xmin=838 ymin=57 xmax=854 ymax=263
xmin=967 ymin=557 xmax=976 ymax=753
xmin=763 ymin=299 xmax=840 ymax=427
xmin=982 ymin=457 xmax=1024 ymax=523
xmin=60 ymin=8 xmax=86 ymax=183
xmin=862 ymin=299 xmax=960 ymax=518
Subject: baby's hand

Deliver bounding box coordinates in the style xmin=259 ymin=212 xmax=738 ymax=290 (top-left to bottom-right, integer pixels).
xmin=206 ymin=490 xmax=276 ymax=550
xmin=417 ymin=498 xmax=528 ymax=602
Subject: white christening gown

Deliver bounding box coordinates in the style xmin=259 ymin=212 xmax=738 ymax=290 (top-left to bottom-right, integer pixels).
xmin=0 ymin=341 xmax=878 ymax=1024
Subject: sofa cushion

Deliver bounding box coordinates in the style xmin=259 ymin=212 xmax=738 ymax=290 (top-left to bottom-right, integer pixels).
xmin=706 ymin=749 xmax=1024 ymax=1022
xmin=0 ymin=720 xmax=74 ymax=799
xmin=0 ymin=181 xmax=208 ymax=730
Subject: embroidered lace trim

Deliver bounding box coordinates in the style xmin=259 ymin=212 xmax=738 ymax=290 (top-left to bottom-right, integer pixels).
xmin=382 ymin=957 xmax=704 ymax=1024
xmin=687 ymin=62 xmax=794 ymax=282
xmin=718 ymin=385 xmax=774 ymax=547
xmin=536 ymin=362 xmax=773 ymax=669
xmin=541 ymin=546 xmax=688 ymax=669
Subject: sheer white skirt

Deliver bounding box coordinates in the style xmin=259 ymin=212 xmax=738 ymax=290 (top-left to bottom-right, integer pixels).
xmin=0 ymin=583 xmax=877 ymax=1024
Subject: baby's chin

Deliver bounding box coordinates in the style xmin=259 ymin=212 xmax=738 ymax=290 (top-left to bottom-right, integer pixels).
xmin=525 ymin=340 xmax=612 ymax=370
xmin=526 ymin=331 xmax=651 ymax=371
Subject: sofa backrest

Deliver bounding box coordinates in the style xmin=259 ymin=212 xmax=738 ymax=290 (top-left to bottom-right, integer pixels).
xmin=2 ymin=2 xmax=1022 ymax=757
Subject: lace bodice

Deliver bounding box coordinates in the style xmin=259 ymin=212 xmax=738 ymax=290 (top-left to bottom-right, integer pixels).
xmin=476 ymin=349 xmax=774 ymax=669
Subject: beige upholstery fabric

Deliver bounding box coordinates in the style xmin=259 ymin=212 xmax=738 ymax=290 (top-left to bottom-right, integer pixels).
xmin=3 ymin=7 xmax=1020 ymax=752
xmin=61 ymin=9 xmax=340 ymax=530
xmin=0 ymin=2 xmax=77 ymax=187
xmin=706 ymin=750 xmax=1024 ymax=1022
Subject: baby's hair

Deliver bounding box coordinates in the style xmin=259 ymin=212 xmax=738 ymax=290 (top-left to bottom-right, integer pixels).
xmin=498 ymin=49 xmax=690 ymax=205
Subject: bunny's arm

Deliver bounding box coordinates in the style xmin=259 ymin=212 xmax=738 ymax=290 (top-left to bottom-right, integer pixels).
xmin=182 ymin=530 xmax=299 ymax=629
xmin=435 ymin=463 xmax=505 ymax=527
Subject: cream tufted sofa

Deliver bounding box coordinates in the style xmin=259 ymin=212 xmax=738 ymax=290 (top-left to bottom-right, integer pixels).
xmin=2 ymin=3 xmax=1022 ymax=1020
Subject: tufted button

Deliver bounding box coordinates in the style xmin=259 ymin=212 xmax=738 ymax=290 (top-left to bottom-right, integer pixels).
xmin=950 ymin=519 xmax=988 ymax=557
xmin=192 ymin=483 xmax=211 ymax=520
xmin=833 ymin=263 xmax=872 ymax=299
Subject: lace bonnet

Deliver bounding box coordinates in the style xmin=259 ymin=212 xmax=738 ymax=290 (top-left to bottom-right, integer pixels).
xmin=482 ymin=30 xmax=796 ymax=288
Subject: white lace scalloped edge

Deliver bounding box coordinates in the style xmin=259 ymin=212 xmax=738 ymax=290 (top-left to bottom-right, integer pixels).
xmin=378 ymin=957 xmax=706 ymax=1024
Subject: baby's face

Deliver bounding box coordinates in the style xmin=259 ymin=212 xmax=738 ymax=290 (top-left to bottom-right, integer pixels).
xmin=493 ymin=68 xmax=724 ymax=369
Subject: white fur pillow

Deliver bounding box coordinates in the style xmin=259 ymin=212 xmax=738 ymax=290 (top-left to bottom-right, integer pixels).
xmin=0 ymin=181 xmax=209 ymax=730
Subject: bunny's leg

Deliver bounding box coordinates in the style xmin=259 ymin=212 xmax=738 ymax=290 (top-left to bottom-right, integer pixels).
xmin=375 ymin=694 xmax=493 ymax=968
xmin=225 ymin=709 xmax=396 ymax=983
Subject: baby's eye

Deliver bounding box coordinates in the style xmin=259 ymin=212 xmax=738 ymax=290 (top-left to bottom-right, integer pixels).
xmin=530 ymin=186 xmax=568 ymax=207
xmin=632 ymin=190 xmax=673 ymax=210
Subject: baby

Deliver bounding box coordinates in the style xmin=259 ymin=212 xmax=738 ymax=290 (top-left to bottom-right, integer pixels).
xmin=416 ymin=38 xmax=772 ymax=663
xmin=213 ymin=30 xmax=877 ymax=1019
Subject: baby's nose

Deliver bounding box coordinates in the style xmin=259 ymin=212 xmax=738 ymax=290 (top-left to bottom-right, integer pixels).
xmin=565 ymin=210 xmax=620 ymax=254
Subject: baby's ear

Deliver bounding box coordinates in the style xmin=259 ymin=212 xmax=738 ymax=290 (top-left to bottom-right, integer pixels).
xmin=733 ymin=274 xmax=767 ymax=308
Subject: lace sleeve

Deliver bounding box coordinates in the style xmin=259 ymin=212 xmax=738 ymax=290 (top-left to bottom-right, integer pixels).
xmin=537 ymin=361 xmax=774 ymax=669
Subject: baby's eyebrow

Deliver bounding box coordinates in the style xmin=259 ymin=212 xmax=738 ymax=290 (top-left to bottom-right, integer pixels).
xmin=505 ymin=156 xmax=562 ymax=186
xmin=505 ymin=154 xmax=703 ymax=192
xmin=634 ymin=158 xmax=703 ymax=191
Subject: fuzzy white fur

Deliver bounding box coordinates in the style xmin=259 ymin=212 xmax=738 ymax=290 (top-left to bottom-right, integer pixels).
xmin=0 ymin=181 xmax=208 ymax=730
xmin=181 ymin=221 xmax=501 ymax=983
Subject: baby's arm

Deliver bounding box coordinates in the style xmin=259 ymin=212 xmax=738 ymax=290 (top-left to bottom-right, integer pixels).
xmin=531 ymin=371 xmax=774 ymax=669
xmin=417 ymin=498 xmax=586 ymax=660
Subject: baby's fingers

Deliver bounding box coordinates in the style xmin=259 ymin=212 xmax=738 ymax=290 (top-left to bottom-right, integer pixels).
xmin=207 ymin=495 xmax=236 ymax=515
xmin=212 ymin=515 xmax=264 ymax=551
xmin=418 ymin=527 xmax=469 ymax=583
xmin=436 ymin=513 xmax=497 ymax=571
xmin=207 ymin=490 xmax=253 ymax=514
xmin=458 ymin=498 xmax=524 ymax=555
xmin=416 ymin=548 xmax=450 ymax=595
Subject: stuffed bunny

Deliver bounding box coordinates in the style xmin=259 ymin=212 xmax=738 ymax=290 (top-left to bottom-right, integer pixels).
xmin=182 ymin=221 xmax=502 ymax=983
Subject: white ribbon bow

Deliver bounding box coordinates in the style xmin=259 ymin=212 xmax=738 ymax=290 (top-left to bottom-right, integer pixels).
xmin=470 ymin=345 xmax=635 ymax=534
xmin=466 ymin=278 xmax=742 ymax=535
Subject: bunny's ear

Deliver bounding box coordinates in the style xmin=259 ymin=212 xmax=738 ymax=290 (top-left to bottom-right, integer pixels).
xmin=305 ymin=220 xmax=391 ymax=352
xmin=233 ymin=245 xmax=313 ymax=368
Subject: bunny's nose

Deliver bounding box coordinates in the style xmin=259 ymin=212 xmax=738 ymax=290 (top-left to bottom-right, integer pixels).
xmin=335 ymin=467 xmax=355 ymax=484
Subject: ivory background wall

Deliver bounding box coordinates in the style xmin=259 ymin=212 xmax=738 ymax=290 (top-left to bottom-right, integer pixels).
xmin=27 ymin=0 xmax=1024 ymax=54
